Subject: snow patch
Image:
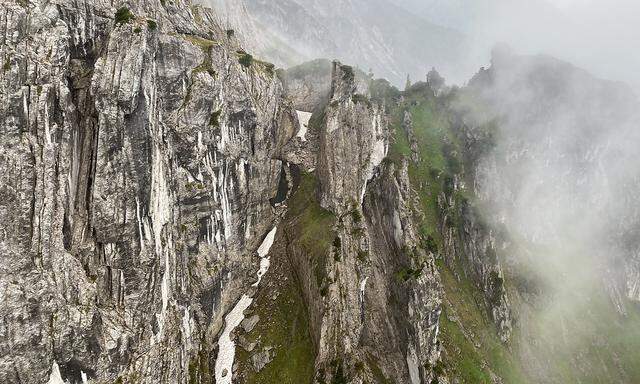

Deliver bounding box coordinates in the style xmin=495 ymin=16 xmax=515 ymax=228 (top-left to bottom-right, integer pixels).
xmin=182 ymin=307 xmax=192 ymax=342
xmin=253 ymin=226 xmax=277 ymax=287
xmin=296 ymin=110 xmax=312 ymax=142
xmin=219 ymin=165 xmax=232 ymax=240
xmin=359 ymin=276 xmax=369 ymax=308
xmin=214 ymin=226 xmax=278 ymax=383
xmin=359 ymin=111 xmax=389 ymax=204
xmin=359 ymin=276 xmax=369 ymax=297
xmin=135 ymin=197 xmax=145 ymax=251
xmin=214 ymin=294 xmax=253 ymax=384
xmin=150 ymin=142 xmax=172 ymax=339
xmin=158 ymin=248 xmax=170 ymax=335
xmin=47 ymin=361 xmax=66 ymax=384
xmin=257 ymin=226 xmax=277 ymax=257
xmin=43 ymin=101 xmax=52 ymax=147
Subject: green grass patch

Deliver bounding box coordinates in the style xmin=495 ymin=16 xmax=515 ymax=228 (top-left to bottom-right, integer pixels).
xmin=114 ymin=7 xmax=135 ymax=25
xmin=437 ymin=260 xmax=526 ymax=383
xmin=235 ymin=273 xmax=316 ymax=384
xmin=183 ymin=35 xmax=217 ymax=78
xmin=184 ymin=35 xmax=218 ymax=50
xmin=235 ymin=173 xmax=335 ymax=384
xmin=238 ymin=51 xmax=254 ymax=68
xmin=286 ymin=173 xmax=336 ymax=288
xmin=387 ymin=89 xmax=463 ymax=249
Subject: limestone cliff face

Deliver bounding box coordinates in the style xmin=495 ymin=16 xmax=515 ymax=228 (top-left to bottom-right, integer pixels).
xmin=0 ymin=1 xmax=295 ymax=382
xmin=0 ymin=0 xmax=446 ymax=382
xmin=287 ymin=63 xmax=443 ymax=383
xmin=317 ymin=62 xmax=388 ymax=215
xmin=362 ymin=161 xmax=442 ymax=384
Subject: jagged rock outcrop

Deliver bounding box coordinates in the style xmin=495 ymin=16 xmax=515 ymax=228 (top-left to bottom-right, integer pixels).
xmin=0 ymin=1 xmax=296 ymax=382
xmin=439 ymin=184 xmax=512 ymax=342
xmin=317 ymin=62 xmax=388 ymax=215
xmin=281 ymin=62 xmax=444 ymax=383
xmin=362 ymin=160 xmax=442 ymax=384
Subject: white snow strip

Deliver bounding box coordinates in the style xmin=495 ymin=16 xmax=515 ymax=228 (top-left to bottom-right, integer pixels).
xmin=253 ymin=226 xmax=278 ymax=287
xmin=253 ymin=257 xmax=271 ymax=288
xmin=151 ymin=149 xmax=171 ymax=338
xmin=81 ymin=371 xmax=88 ymax=384
xmin=47 ymin=361 xmax=66 ymax=384
xmin=295 ymin=110 xmax=312 ymax=142
xmin=214 ymin=294 xmax=253 ymax=384
xmin=219 ymin=166 xmax=232 ymax=240
xmin=158 ymin=248 xmax=169 ymax=335
xmin=359 ymin=277 xmax=369 ymax=297
xmin=257 ymin=226 xmax=278 ymax=257
xmin=214 ymin=226 xmax=278 ymax=383
xmin=182 ymin=307 xmax=192 ymax=350
xmin=361 ymin=136 xmax=388 ymax=204
xmin=23 ymin=88 xmax=29 ymax=118
xmin=359 ymin=276 xmax=369 ymax=306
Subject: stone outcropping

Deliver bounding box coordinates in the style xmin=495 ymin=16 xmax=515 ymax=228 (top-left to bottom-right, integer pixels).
xmin=0 ymin=1 xmax=295 ymax=382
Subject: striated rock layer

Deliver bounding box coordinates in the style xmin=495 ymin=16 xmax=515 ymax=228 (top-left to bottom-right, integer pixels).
xmin=0 ymin=0 xmax=296 ymax=382
xmin=0 ymin=0 xmax=448 ymax=383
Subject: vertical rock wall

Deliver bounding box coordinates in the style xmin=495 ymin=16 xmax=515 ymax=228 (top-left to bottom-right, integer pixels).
xmin=0 ymin=1 xmax=295 ymax=382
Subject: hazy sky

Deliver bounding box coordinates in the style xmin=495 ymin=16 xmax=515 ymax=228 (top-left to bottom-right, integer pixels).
xmin=393 ymin=0 xmax=640 ymax=91
xmin=547 ymin=0 xmax=592 ymax=8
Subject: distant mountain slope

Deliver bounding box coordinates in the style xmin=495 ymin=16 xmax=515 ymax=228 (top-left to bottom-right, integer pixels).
xmin=205 ymin=0 xmax=468 ymax=85
xmin=457 ymin=50 xmax=640 ymax=382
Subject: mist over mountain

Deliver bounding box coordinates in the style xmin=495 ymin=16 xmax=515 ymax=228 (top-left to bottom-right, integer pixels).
xmin=1 ymin=1 xmax=639 ymax=384
xmin=392 ymin=0 xmax=640 ymax=91
xmin=455 ymin=49 xmax=640 ymax=381
xmin=207 ymin=0 xmax=640 ymax=91
xmin=206 ymin=0 xmax=469 ymax=85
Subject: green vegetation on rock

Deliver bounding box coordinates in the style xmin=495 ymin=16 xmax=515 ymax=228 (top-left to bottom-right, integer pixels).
xmin=437 ymin=260 xmax=526 ymax=383
xmin=114 ymin=7 xmax=135 ymax=25
xmin=234 ymin=173 xmax=336 ymax=384
xmin=238 ymin=51 xmax=254 ymax=68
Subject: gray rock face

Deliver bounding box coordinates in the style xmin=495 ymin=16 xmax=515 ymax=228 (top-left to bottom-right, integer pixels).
xmin=8 ymin=1 xmax=617 ymax=383
xmin=249 ymin=347 xmax=272 ymax=371
xmin=0 ymin=1 xmax=295 ymax=382
xmin=317 ymin=62 xmax=388 ymax=215
xmin=287 ymin=63 xmax=443 ymax=383
xmin=439 ymin=182 xmax=512 ymax=342
xmin=362 ymin=160 xmax=443 ymax=383
xmin=1 ymin=0 xmax=444 ymax=382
